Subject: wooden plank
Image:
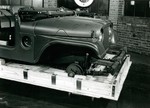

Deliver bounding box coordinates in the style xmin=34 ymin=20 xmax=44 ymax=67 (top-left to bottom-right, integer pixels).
xmin=112 ymin=55 xmax=132 ymax=100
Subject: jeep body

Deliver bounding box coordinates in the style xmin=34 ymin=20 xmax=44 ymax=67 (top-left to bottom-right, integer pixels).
xmin=0 ymin=7 xmax=115 ymax=65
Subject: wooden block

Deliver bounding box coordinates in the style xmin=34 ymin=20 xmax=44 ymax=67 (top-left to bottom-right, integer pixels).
xmin=0 ymin=40 xmax=8 ymax=46
xmin=0 ymin=59 xmax=5 ymax=65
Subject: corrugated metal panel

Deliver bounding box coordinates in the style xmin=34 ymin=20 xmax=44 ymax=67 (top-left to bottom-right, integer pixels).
xmin=11 ymin=0 xmax=21 ymax=5
xmin=0 ymin=0 xmax=9 ymax=5
xmin=22 ymin=0 xmax=32 ymax=6
xmin=33 ymin=0 xmax=42 ymax=7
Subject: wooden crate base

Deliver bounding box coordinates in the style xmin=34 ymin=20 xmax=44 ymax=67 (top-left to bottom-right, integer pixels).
xmin=0 ymin=55 xmax=131 ymax=101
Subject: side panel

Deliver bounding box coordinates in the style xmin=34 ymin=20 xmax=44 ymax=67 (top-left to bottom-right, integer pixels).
xmin=15 ymin=32 xmax=35 ymax=63
xmin=0 ymin=14 xmax=35 ymax=63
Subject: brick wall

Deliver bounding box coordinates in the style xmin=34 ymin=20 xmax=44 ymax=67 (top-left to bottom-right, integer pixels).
xmin=44 ymin=0 xmax=57 ymax=8
xmin=117 ymin=17 xmax=150 ymax=55
xmin=109 ymin=0 xmax=150 ymax=55
xmin=109 ymin=0 xmax=124 ymax=29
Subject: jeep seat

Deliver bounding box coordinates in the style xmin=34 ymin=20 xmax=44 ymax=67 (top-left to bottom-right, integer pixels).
xmin=0 ymin=10 xmax=15 ymax=46
xmin=0 ymin=10 xmax=15 ymax=28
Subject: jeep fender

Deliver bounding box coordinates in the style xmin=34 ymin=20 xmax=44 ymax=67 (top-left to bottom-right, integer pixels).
xmin=35 ymin=39 xmax=104 ymax=63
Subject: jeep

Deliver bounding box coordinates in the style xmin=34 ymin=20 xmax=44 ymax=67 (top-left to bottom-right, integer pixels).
xmin=0 ymin=6 xmax=119 ymax=76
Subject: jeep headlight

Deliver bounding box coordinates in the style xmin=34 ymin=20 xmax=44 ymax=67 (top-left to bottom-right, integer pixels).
xmin=108 ymin=27 xmax=116 ymax=44
xmin=110 ymin=33 xmax=115 ymax=44
xmin=108 ymin=27 xmax=112 ymax=35
xmin=98 ymin=28 xmax=104 ymax=42
xmin=91 ymin=29 xmax=104 ymax=42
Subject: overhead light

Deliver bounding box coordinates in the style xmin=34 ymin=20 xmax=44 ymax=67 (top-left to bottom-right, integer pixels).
xmin=130 ymin=0 xmax=135 ymax=5
xmin=149 ymin=1 xmax=150 ymax=8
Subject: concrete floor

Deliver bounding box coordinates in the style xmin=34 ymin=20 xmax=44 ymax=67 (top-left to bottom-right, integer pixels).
xmin=0 ymin=52 xmax=150 ymax=108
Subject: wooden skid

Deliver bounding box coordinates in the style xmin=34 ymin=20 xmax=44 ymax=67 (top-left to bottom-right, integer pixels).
xmin=0 ymin=55 xmax=131 ymax=101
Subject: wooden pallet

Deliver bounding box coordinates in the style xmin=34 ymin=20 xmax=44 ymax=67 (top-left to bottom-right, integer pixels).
xmin=0 ymin=55 xmax=131 ymax=101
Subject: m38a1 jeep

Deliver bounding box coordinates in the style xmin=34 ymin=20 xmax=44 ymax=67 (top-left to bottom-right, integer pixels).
xmin=0 ymin=6 xmax=126 ymax=76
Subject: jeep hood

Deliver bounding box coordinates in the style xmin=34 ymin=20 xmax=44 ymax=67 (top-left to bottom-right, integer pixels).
xmin=34 ymin=16 xmax=107 ymax=37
